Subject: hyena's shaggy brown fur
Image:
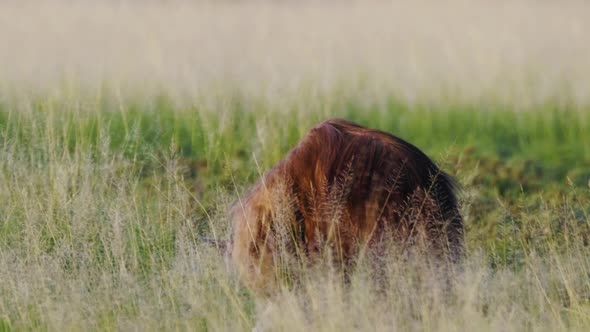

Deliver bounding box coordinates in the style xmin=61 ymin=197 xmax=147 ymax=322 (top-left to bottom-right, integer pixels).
xmin=230 ymin=119 xmax=463 ymax=291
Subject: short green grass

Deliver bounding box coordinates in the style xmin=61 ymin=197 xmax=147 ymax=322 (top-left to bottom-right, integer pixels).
xmin=1 ymin=93 xmax=589 ymax=331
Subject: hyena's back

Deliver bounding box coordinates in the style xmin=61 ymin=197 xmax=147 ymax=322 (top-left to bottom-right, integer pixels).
xmin=230 ymin=119 xmax=463 ymax=291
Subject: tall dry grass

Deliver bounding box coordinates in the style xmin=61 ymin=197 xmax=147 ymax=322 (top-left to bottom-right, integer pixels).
xmin=0 ymin=121 xmax=589 ymax=330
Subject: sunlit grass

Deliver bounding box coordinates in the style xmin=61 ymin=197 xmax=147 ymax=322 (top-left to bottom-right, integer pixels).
xmin=0 ymin=94 xmax=589 ymax=331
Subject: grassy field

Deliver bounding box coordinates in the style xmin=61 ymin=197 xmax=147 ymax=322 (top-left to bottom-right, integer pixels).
xmin=2 ymin=1 xmax=590 ymax=331
xmin=1 ymin=95 xmax=589 ymax=331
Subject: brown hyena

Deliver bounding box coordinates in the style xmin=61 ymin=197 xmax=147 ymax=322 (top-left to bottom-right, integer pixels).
xmin=230 ymin=119 xmax=463 ymax=292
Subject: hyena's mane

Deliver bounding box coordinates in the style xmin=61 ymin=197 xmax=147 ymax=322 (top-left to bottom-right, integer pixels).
xmin=230 ymin=119 xmax=463 ymax=292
